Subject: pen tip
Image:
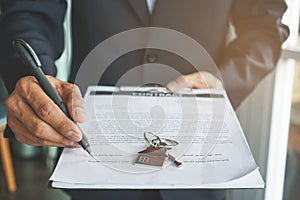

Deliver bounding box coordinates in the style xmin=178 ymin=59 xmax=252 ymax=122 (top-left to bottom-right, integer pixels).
xmin=89 ymin=152 xmax=96 ymax=159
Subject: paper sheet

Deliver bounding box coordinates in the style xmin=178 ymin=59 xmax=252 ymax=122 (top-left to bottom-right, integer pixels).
xmin=50 ymin=86 xmax=264 ymax=189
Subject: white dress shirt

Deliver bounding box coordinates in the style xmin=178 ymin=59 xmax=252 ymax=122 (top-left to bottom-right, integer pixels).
xmin=146 ymin=0 xmax=156 ymax=14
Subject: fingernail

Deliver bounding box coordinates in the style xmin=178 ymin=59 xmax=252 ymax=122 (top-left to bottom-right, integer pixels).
xmin=74 ymin=107 xmax=86 ymax=121
xmin=167 ymin=81 xmax=178 ymax=92
xmin=67 ymin=130 xmax=82 ymax=141
xmin=70 ymin=141 xmax=81 ymax=148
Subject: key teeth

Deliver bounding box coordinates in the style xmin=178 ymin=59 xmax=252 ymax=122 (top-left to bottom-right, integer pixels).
xmin=174 ymin=161 xmax=183 ymax=167
xmin=167 ymin=153 xmax=182 ymax=167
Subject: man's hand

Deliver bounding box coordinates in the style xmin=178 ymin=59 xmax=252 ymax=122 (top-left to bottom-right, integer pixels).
xmin=5 ymin=75 xmax=85 ymax=147
xmin=167 ymin=71 xmax=223 ymax=91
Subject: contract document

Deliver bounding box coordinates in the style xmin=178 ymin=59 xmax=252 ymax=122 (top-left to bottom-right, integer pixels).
xmin=50 ymin=86 xmax=264 ymax=189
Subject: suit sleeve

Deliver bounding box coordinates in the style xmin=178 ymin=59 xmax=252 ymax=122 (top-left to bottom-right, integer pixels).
xmin=0 ymin=0 xmax=66 ymax=93
xmin=219 ymin=0 xmax=289 ymax=108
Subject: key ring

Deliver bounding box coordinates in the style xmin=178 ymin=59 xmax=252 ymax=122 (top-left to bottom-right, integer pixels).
xmin=144 ymin=131 xmax=161 ymax=148
xmin=162 ymin=138 xmax=179 ymax=147
xmin=144 ymin=131 xmax=179 ymax=148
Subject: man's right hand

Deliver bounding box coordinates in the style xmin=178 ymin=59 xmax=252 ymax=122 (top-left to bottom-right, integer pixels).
xmin=5 ymin=75 xmax=86 ymax=147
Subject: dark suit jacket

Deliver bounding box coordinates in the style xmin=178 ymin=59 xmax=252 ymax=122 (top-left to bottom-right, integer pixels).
xmin=0 ymin=0 xmax=289 ymax=108
xmin=0 ymin=0 xmax=289 ymax=199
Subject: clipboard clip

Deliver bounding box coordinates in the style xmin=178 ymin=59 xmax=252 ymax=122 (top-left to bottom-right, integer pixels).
xmin=119 ymin=84 xmax=175 ymax=97
xmin=89 ymin=85 xmax=223 ymax=98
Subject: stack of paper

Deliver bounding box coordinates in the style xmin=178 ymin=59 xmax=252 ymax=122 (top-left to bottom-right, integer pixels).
xmin=49 ymin=86 xmax=264 ymax=189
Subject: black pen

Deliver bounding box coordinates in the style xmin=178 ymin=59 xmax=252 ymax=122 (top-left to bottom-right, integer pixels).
xmin=13 ymin=39 xmax=94 ymax=158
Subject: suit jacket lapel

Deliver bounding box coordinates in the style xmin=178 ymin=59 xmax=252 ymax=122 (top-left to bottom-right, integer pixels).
xmin=128 ymin=0 xmax=150 ymax=25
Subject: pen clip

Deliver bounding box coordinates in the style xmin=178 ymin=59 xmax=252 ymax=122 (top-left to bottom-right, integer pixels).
xmin=13 ymin=39 xmax=42 ymax=69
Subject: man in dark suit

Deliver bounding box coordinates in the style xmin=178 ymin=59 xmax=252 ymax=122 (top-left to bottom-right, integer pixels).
xmin=0 ymin=0 xmax=289 ymax=199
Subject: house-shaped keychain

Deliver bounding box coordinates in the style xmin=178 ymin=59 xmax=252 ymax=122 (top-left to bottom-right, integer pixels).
xmin=135 ymin=147 xmax=167 ymax=167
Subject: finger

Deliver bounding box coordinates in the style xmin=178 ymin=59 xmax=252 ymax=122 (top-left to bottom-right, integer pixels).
xmin=5 ymin=94 xmax=79 ymax=146
xmin=15 ymin=77 xmax=83 ymax=142
xmin=7 ymin=114 xmax=43 ymax=146
xmin=167 ymin=74 xmax=201 ymax=92
xmin=7 ymin=113 xmax=79 ymax=147
xmin=184 ymin=72 xmax=209 ymax=88
xmin=58 ymin=82 xmax=86 ymax=123
xmin=197 ymin=72 xmax=223 ymax=89
xmin=47 ymin=76 xmax=86 ymax=123
xmin=167 ymin=72 xmax=223 ymax=92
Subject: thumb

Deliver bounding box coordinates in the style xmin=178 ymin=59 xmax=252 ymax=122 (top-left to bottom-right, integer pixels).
xmin=48 ymin=76 xmax=86 ymax=122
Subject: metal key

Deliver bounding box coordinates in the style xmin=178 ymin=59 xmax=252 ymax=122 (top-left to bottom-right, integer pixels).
xmin=159 ymin=145 xmax=182 ymax=167
xmin=166 ymin=152 xmax=182 ymax=167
